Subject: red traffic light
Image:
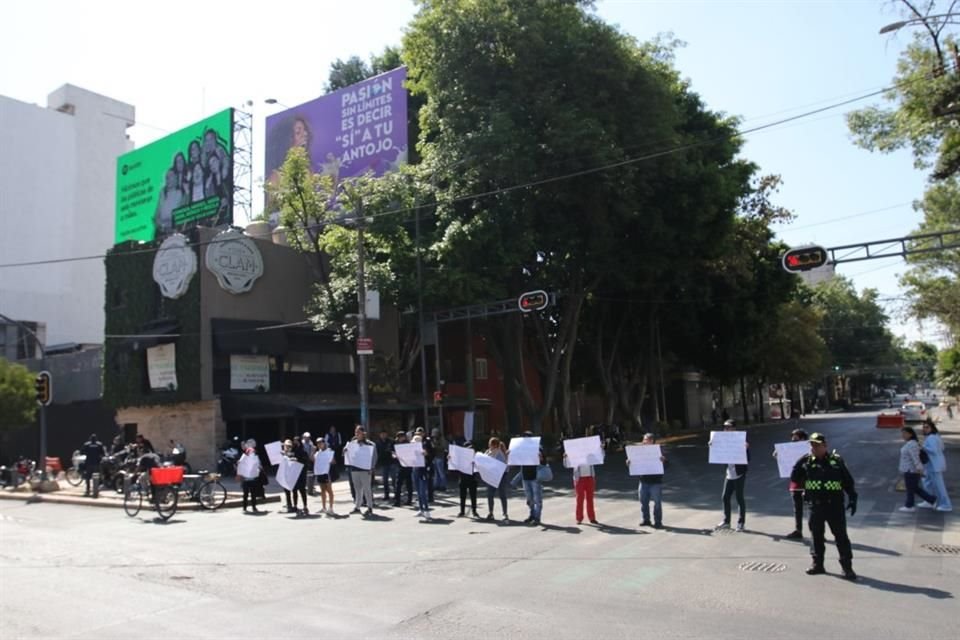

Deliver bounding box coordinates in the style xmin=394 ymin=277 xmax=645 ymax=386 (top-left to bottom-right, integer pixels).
xmin=781 ymin=246 xmax=828 ymax=273
xmin=518 ymin=289 xmax=550 ymax=313
xmin=34 ymin=371 xmax=52 ymax=406
xmin=433 ymin=390 xmax=444 ymax=405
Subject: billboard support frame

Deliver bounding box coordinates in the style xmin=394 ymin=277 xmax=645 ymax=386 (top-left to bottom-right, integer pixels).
xmin=233 ymin=109 xmax=253 ymax=228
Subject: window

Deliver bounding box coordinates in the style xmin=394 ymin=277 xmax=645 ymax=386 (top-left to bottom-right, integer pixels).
xmin=475 ymin=358 xmax=488 ymax=380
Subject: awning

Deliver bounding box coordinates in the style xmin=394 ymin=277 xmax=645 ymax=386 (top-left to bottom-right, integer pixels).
xmin=211 ymin=318 xmax=288 ymax=355
xmin=119 ymin=319 xmax=180 ymax=351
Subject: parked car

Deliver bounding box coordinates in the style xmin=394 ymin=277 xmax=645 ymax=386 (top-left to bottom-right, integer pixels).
xmin=900 ymin=401 xmax=927 ymax=422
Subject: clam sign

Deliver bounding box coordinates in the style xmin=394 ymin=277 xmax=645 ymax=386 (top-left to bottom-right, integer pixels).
xmin=152 ymin=233 xmax=197 ymax=299
xmin=204 ymin=229 xmax=264 ymax=294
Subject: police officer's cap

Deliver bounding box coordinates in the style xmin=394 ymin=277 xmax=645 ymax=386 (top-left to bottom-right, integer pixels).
xmin=809 ymin=432 xmax=826 ymax=444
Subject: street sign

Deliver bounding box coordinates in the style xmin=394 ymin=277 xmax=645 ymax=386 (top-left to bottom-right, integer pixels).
xmin=518 ymin=289 xmax=550 ymax=313
xmin=781 ymin=245 xmax=828 ymax=273
xmin=356 ymin=337 xmax=374 ymax=355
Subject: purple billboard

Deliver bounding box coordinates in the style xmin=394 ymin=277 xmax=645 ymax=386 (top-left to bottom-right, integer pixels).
xmin=265 ymin=67 xmax=408 ymax=194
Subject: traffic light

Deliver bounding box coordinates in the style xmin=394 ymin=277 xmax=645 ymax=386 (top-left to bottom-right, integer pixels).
xmin=518 ymin=289 xmax=550 ymax=313
xmin=34 ymin=371 xmax=52 ymax=406
xmin=433 ymin=390 xmax=444 ymax=406
xmin=781 ymin=246 xmax=828 ymax=273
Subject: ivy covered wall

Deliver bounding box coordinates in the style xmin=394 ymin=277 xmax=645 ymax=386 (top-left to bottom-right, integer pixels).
xmin=103 ymin=240 xmax=202 ymax=408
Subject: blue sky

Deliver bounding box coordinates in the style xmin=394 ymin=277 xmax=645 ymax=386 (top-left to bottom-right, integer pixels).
xmin=1 ymin=0 xmax=950 ymax=344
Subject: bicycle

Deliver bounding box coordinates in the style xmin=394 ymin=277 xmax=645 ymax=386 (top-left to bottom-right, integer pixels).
xmin=63 ymin=451 xmax=84 ymax=487
xmin=123 ymin=467 xmax=181 ymax=521
xmin=178 ymin=470 xmax=227 ymax=510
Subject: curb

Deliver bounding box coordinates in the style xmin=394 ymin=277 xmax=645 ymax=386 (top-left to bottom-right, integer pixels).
xmin=0 ymin=488 xmax=281 ymax=510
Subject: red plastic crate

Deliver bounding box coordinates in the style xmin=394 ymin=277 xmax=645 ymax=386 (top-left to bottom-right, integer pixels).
xmin=150 ymin=466 xmax=184 ymax=485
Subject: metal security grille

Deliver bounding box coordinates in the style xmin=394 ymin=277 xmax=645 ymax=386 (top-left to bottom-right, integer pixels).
xmin=921 ymin=544 xmax=960 ymax=555
xmin=738 ymin=562 xmax=788 ymax=573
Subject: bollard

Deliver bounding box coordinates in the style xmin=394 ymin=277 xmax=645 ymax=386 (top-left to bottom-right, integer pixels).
xmin=92 ymin=472 xmax=100 ymax=498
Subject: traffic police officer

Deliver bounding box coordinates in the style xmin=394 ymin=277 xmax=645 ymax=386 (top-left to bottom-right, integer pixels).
xmin=790 ymin=432 xmax=858 ymax=580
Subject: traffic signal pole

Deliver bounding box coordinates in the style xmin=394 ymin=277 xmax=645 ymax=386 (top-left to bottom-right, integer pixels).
xmin=782 ymin=229 xmax=960 ymax=273
xmin=0 ymin=312 xmax=49 ymax=481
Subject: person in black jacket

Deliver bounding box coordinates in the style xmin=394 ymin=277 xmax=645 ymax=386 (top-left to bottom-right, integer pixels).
xmin=79 ymin=434 xmax=105 ymax=497
xmin=715 ymin=420 xmax=750 ymax=531
xmin=790 ymin=432 xmax=858 ymax=580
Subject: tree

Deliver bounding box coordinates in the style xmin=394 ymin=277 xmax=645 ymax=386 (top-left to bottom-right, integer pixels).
xmin=404 ymin=0 xmax=755 ymax=433
xmin=0 ymin=357 xmax=35 ymax=432
xmin=847 ymin=0 xmax=960 ymax=181
xmin=899 ymin=177 xmax=960 ymax=339
xmin=936 ymin=344 xmax=960 ymax=394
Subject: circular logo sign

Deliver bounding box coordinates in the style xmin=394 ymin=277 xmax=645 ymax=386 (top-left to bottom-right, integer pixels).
xmin=204 ymin=229 xmax=264 ymax=294
xmin=152 ymin=233 xmax=197 ymax=299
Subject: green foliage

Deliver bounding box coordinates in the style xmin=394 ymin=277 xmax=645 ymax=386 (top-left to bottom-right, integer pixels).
xmin=900 ymin=340 xmax=939 ymax=384
xmin=847 ymin=2 xmax=960 ymax=180
xmin=810 ymin=276 xmax=900 ymax=372
xmin=0 ymin=357 xmax=35 ymax=431
xmin=936 ymin=345 xmax=960 ymax=394
xmin=899 ymin=177 xmax=960 ymax=337
xmin=102 ymin=241 xmax=202 ymax=408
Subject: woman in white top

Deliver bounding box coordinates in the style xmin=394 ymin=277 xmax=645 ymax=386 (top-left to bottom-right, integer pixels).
xmin=898 ymin=426 xmax=937 ymax=512
xmin=237 ymin=446 xmax=263 ymax=513
xmin=921 ymin=419 xmax=952 ymax=511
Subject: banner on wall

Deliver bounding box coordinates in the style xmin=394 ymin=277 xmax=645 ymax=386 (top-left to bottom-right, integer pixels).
xmin=146 ymin=343 xmax=177 ymax=390
xmin=230 ymin=354 xmax=270 ymax=391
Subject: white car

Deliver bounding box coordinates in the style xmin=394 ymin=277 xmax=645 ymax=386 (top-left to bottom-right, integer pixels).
xmin=900 ymin=401 xmax=927 ymax=422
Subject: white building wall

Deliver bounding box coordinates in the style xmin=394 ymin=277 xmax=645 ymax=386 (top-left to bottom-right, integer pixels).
xmin=0 ymin=85 xmax=134 ymax=346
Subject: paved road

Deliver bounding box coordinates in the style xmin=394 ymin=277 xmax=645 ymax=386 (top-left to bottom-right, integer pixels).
xmin=1 ymin=410 xmax=957 ymax=639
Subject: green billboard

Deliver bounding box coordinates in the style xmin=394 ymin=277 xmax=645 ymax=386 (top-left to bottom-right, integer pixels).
xmin=115 ymin=108 xmax=233 ymax=244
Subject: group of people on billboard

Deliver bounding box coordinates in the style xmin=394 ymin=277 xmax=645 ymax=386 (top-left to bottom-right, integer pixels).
xmin=154 ymin=128 xmax=231 ymax=235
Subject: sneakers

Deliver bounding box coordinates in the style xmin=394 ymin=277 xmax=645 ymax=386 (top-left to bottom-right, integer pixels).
xmin=502 ymin=514 xmax=509 ymax=521
xmin=898 ymin=506 xmax=916 ymax=513
xmin=364 ymin=509 xmax=373 ymax=517
xmin=640 ymin=520 xmax=653 ymax=527
xmin=935 ymin=505 xmax=953 ymax=512
xmin=841 ymin=566 xmax=858 ymax=581
xmin=785 ymin=530 xmax=804 ymax=540
xmin=805 ymin=564 xmax=826 ymax=576
xmin=589 ymin=519 xmax=599 ymax=525
xmin=716 ymin=521 xmax=730 ymax=529
xmin=472 ymin=511 xmax=481 ymax=519
xmin=735 ymin=523 xmax=745 ymax=532
xmin=486 ymin=513 xmax=495 ymax=521
xmin=917 ymin=501 xmax=935 ymax=509
xmin=457 ymin=511 xmax=466 ymax=518
xmin=653 ymin=523 xmax=664 ymax=530
xmin=577 ymin=519 xmax=583 ymax=525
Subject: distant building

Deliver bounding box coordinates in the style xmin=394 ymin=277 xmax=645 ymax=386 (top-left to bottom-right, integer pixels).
xmin=0 ymin=84 xmax=135 ymax=346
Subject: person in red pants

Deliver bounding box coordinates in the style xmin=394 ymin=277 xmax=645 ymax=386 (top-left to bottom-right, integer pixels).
xmin=572 ymin=461 xmax=597 ymax=525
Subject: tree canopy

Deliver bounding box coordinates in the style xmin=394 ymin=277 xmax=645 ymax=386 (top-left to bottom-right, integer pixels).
xmin=0 ymin=358 xmax=35 ymax=432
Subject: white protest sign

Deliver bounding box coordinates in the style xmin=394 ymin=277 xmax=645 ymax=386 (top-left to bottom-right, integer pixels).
xmin=264 ymin=441 xmax=284 ymax=466
xmin=276 ymin=456 xmax=304 ymax=491
xmin=475 ymin=453 xmax=507 ymax=488
xmin=395 ymin=442 xmax=425 ymax=468
xmin=708 ymin=431 xmax=748 ymax=465
xmin=237 ymin=453 xmax=259 ymax=478
xmin=448 ymin=444 xmax=475 ymax=474
xmin=508 ymin=436 xmax=541 ymax=466
xmin=313 ymin=449 xmax=334 ymax=475
xmin=345 ymin=441 xmax=374 ymax=470
xmin=775 ymin=441 xmax=811 ymax=479
xmin=563 ymin=435 xmax=604 ymax=467
xmin=626 ymin=444 xmax=664 ymax=476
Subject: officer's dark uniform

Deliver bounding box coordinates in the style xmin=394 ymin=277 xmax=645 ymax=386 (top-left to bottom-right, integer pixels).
xmin=79 ymin=435 xmax=106 ymax=496
xmin=790 ymin=435 xmax=858 ymax=580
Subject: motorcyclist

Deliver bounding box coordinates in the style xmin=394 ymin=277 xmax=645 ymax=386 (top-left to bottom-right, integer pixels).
xmin=168 ymin=439 xmax=187 ymax=466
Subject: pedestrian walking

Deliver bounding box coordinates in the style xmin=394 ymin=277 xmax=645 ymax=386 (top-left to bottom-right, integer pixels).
xmin=776 ymin=428 xmax=808 ymax=539
xmin=347 ymin=425 xmax=377 ymax=517
xmin=714 ymin=419 xmax=749 ymax=531
xmin=898 ymin=426 xmax=937 ymax=512
xmin=921 ymin=419 xmax=952 ymax=511
xmin=790 ymin=432 xmax=858 ymax=580
xmin=630 ymin=432 xmax=667 ymax=529
xmin=483 ymin=437 xmax=509 ymax=521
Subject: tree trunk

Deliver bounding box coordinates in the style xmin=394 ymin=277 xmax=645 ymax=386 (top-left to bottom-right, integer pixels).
xmin=740 ymin=376 xmax=750 ymax=425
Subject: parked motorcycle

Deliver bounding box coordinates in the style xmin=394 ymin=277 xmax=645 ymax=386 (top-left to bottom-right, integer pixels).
xmin=162 ymin=441 xmax=192 ymax=474
xmin=217 ymin=438 xmax=241 ymax=476
xmin=0 ymin=456 xmax=39 ymax=488
xmin=99 ymin=445 xmax=138 ymax=493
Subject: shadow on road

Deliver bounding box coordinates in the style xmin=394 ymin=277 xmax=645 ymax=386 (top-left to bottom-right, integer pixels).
xmin=539 ymin=522 xmax=581 ymax=534
xmin=419 ymin=517 xmax=453 ymax=525
xmin=854 ymin=576 xmax=954 ymax=599
xmin=591 ymin=522 xmax=644 ymax=535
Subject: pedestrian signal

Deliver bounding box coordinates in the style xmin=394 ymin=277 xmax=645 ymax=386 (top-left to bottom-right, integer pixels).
xmin=781 ymin=246 xmax=828 ymax=273
xmin=433 ymin=390 xmax=444 ymax=406
xmin=35 ymin=371 xmax=52 ymax=406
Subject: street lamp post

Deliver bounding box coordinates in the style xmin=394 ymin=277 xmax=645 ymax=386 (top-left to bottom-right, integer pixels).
xmin=355 ymin=210 xmax=370 ymax=431
xmin=879 ymin=12 xmax=960 ymax=34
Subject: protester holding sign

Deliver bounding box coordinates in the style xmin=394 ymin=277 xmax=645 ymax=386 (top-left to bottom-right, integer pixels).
xmin=480 ymin=438 xmax=509 ymax=521
xmin=512 ymin=432 xmax=545 ymax=526
xmin=313 ymin=439 xmax=336 ymax=516
xmin=392 ymin=431 xmax=414 ymax=507
xmin=627 ymin=433 xmax=667 ymax=529
xmin=452 ymin=443 xmax=480 ymax=518
xmin=237 ymin=445 xmax=263 ymax=514
xmin=773 ymin=429 xmax=808 ymax=539
xmin=346 ymin=425 xmax=378 ymax=517
xmin=711 ymin=420 xmax=750 ymax=531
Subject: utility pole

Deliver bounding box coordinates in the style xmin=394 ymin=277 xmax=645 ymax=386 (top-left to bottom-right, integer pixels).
xmin=415 ymin=206 xmax=430 ymax=430
xmin=355 ymin=208 xmax=369 ymax=431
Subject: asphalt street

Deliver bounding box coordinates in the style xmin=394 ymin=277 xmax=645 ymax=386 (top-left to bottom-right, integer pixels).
xmin=1 ymin=409 xmax=957 ymax=640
